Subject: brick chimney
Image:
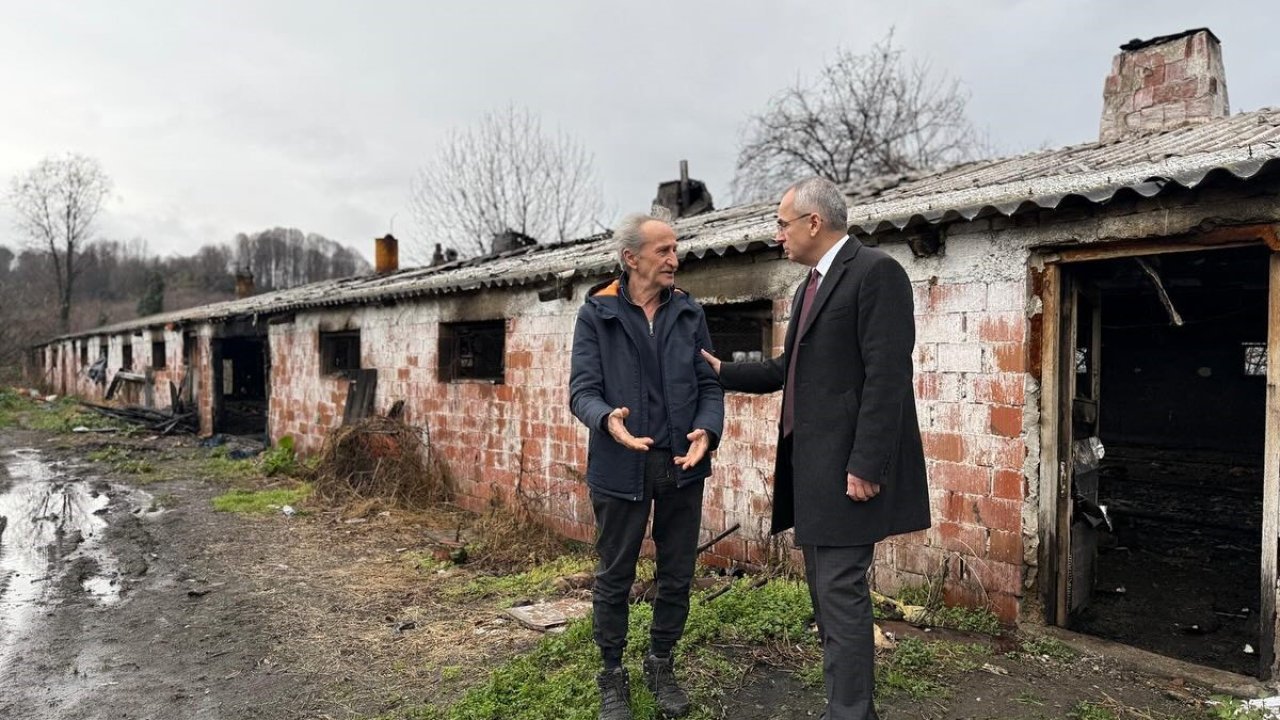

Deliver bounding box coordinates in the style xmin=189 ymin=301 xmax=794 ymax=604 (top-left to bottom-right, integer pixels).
xmin=375 ymin=234 xmax=399 ymax=273
xmin=1100 ymin=28 xmax=1229 ymax=143
xmin=234 ymin=268 xmax=255 ymax=298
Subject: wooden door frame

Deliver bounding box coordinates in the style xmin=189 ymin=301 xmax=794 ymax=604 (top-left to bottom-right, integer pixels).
xmin=1036 ymin=230 xmax=1279 ymax=679
xmin=1262 ymin=252 xmax=1280 ymax=678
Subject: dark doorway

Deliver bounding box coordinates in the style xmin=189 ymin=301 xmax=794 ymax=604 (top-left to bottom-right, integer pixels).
xmin=1060 ymin=246 xmax=1268 ymax=675
xmin=213 ymin=336 xmax=268 ymax=437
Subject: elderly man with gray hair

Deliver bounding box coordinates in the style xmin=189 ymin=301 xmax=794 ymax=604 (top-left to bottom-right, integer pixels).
xmin=570 ymin=214 xmax=724 ymax=719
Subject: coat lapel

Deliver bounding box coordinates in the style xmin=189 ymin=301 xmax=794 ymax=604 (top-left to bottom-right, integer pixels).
xmin=782 ymin=279 xmax=807 ymax=358
xmin=797 ymin=237 xmax=863 ymax=341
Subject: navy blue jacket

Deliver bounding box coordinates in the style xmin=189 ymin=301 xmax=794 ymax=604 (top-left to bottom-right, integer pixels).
xmin=569 ymin=275 xmax=725 ymax=501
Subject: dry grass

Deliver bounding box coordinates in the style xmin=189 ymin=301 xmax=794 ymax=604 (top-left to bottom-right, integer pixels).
xmin=465 ymin=494 xmax=581 ymax=572
xmin=307 ymin=417 xmax=452 ymax=509
xmin=226 ymin=504 xmax=545 ymax=716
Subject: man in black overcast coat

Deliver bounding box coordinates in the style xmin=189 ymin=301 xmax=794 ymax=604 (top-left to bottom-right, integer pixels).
xmin=701 ymin=176 xmax=930 ymax=720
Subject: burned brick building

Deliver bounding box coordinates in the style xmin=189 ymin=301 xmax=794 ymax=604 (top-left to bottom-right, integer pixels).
xmin=28 ymin=29 xmax=1280 ymax=678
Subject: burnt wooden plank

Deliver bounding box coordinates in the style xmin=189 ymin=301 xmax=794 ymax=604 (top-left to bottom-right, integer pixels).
xmin=1037 ymin=262 xmax=1063 ymax=626
xmin=342 ymin=369 xmax=378 ymax=425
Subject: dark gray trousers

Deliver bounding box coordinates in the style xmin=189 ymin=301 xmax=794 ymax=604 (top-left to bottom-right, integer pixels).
xmin=591 ymin=450 xmax=704 ymax=661
xmin=803 ymin=543 xmax=879 ymax=720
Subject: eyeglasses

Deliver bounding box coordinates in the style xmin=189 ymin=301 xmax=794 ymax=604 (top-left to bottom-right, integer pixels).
xmin=776 ymin=212 xmax=814 ymax=230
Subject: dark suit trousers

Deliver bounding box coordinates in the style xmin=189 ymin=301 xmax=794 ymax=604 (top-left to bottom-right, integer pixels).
xmin=803 ymin=544 xmax=879 ymax=720
xmin=591 ymin=450 xmax=704 ymax=661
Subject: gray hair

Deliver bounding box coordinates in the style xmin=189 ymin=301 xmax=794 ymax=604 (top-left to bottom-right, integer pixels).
xmin=785 ymin=177 xmax=848 ymax=231
xmin=613 ymin=213 xmax=663 ymax=268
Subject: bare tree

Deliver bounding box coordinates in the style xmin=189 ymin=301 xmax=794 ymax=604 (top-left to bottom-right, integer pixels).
xmin=7 ymin=153 xmax=113 ymax=333
xmin=732 ymin=32 xmax=986 ymax=202
xmin=408 ymin=106 xmax=605 ymax=261
xmin=233 ymin=227 xmax=370 ymax=291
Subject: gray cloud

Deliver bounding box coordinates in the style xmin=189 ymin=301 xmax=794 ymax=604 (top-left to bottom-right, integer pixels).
xmin=1 ymin=0 xmax=1275 ymax=262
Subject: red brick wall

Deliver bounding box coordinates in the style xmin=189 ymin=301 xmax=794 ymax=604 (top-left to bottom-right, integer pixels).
xmin=269 ymin=319 xmax=351 ymax=448
xmin=37 ymin=328 xmax=191 ymax=419
xmin=883 ymin=277 xmax=1030 ymax=622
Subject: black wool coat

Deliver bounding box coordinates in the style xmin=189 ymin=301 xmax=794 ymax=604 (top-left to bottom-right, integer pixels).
xmin=719 ymin=238 xmax=930 ymax=547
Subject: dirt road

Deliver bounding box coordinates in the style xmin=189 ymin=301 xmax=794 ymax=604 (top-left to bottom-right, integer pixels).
xmin=0 ymin=423 xmax=1251 ymax=720
xmin=0 ymin=430 xmax=325 ymax=720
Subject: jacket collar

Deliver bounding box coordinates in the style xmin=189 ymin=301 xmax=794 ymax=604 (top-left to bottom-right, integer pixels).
xmin=795 ymin=236 xmax=864 ymax=342
xmin=588 ymin=273 xmax=684 ymax=313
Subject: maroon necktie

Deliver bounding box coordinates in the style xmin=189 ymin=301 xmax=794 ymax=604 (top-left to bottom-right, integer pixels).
xmin=782 ymin=268 xmax=821 ymax=437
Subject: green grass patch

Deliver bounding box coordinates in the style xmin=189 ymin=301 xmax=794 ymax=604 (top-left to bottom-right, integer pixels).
xmin=370 ymin=569 xmax=1001 ymax=719
xmin=88 ymin=446 xmax=131 ymax=463
xmin=87 ymin=446 xmax=156 ymax=476
xmin=0 ymin=388 xmax=23 ymax=427
xmin=261 ymin=435 xmax=300 ymax=477
xmin=459 ymin=555 xmax=597 ymax=602
xmin=1206 ymin=697 xmax=1270 ymax=720
xmin=1017 ymin=634 xmax=1077 ymax=662
xmin=394 ymin=577 xmax=817 ymax=720
xmin=891 ymin=583 xmax=1002 ymax=635
xmin=874 ymin=637 xmax=989 ymax=701
xmin=0 ymin=391 xmax=128 ymax=433
xmin=212 ymin=484 xmax=311 ymax=514
xmin=406 ymin=551 xmax=454 ymax=574
xmin=198 ymin=453 xmax=261 ymax=482
xmin=896 ymin=584 xmax=932 ymax=607
xmin=680 ymin=577 xmax=815 ymax=646
xmin=925 ymin=604 xmax=1002 ymax=635
xmin=23 ymin=397 xmax=120 ymax=433
xmin=794 ymin=657 xmax=825 ymax=689
xmin=1069 ymin=701 xmax=1119 ymax=720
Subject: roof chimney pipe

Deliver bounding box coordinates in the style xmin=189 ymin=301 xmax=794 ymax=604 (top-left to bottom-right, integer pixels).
xmin=234 ymin=268 xmax=255 ymax=299
xmin=375 ymin=234 xmax=399 ymax=274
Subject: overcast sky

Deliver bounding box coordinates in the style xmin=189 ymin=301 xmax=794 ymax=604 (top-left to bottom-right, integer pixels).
xmin=1 ymin=1 xmax=1276 ymax=263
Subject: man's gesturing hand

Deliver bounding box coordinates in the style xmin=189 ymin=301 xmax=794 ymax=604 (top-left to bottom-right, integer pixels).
xmin=674 ymin=429 xmax=709 ymax=470
xmin=607 ymin=407 xmax=654 ymax=452
xmin=846 ymin=473 xmax=881 ymax=502
xmin=699 ymin=349 xmax=721 ymax=376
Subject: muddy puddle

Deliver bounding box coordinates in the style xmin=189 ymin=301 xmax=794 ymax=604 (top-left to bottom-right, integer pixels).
xmin=0 ymin=448 xmax=150 ymax=675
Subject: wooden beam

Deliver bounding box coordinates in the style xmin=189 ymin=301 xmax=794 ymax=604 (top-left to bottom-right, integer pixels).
xmin=1041 ymin=223 xmax=1277 ymax=263
xmin=1037 ymin=263 xmax=1063 ymax=625
xmin=1055 ymin=272 xmax=1077 ymax=627
xmin=1260 ymin=252 xmax=1280 ymax=679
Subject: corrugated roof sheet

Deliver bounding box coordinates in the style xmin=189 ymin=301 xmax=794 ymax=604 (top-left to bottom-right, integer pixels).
xmin=52 ymin=108 xmax=1280 ymax=342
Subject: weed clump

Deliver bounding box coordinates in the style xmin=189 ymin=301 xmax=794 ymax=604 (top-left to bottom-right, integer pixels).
xmin=262 ymin=435 xmax=299 ymax=476
xmin=308 ymin=417 xmax=451 ymax=509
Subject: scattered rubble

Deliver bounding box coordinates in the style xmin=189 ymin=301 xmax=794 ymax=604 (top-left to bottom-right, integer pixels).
xmin=79 ymin=401 xmax=196 ymax=435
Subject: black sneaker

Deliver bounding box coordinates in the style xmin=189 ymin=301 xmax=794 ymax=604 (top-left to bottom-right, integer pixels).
xmin=643 ymin=653 xmax=690 ymax=718
xmin=596 ymin=666 xmax=633 ymax=720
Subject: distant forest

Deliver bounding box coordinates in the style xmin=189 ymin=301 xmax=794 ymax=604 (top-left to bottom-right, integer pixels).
xmin=0 ymin=228 xmax=370 ymax=376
